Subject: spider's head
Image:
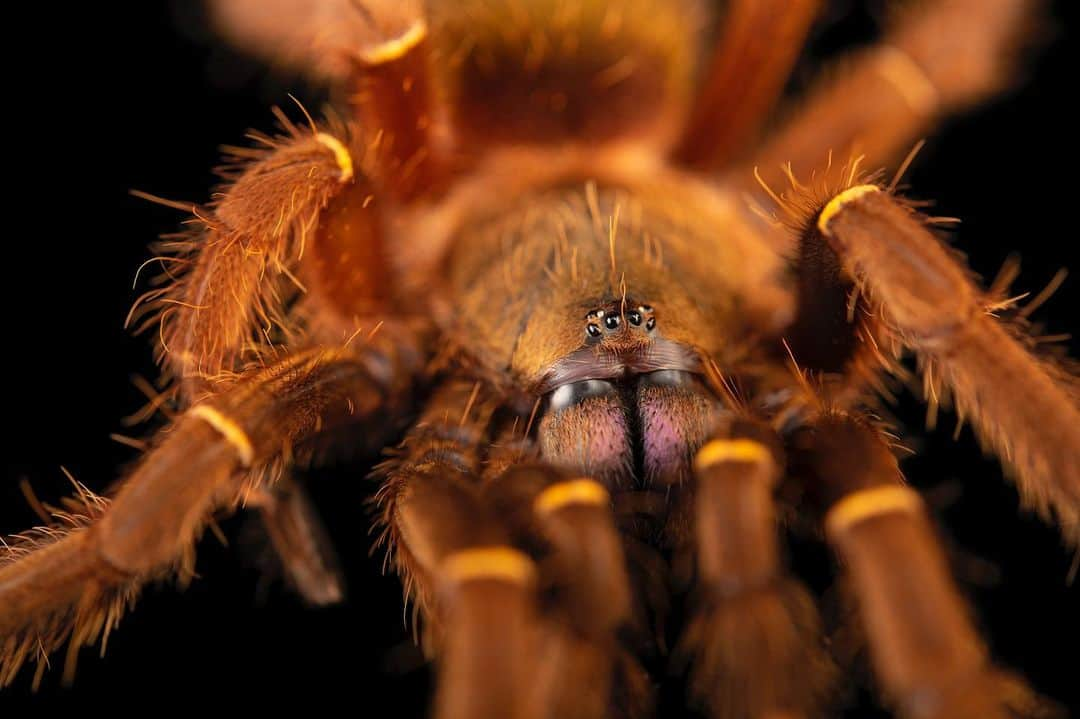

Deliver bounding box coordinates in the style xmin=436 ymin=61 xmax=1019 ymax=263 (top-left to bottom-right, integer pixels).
xmin=441 ymin=179 xmax=787 ymax=485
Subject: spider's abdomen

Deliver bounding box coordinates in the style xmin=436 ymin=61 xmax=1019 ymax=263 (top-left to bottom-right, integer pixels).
xmin=428 ymin=0 xmax=706 ymax=154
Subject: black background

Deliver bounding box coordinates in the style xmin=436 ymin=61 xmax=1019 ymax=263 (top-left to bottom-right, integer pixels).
xmin=1 ymin=2 xmax=1077 ymax=716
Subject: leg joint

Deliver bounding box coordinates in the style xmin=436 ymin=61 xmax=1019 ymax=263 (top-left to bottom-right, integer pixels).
xmin=817 ymin=184 xmax=882 ymax=235
xmin=440 ymin=546 xmax=537 ymax=587
xmin=694 ymin=438 xmax=774 ymax=472
xmin=188 ymin=404 xmax=254 ymax=466
xmin=825 ymin=485 xmax=923 ymax=538
xmin=533 ymin=478 xmax=610 ymax=516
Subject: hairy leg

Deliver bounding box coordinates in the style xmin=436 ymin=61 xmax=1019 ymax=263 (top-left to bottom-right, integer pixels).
xmin=0 ymin=340 xmax=419 ymax=687
xmin=130 ymin=121 xmax=360 ymax=399
xmin=345 ymin=3 xmax=447 ymax=201
xmin=738 ymin=0 xmax=1034 ymax=191
xmin=809 ymin=184 xmax=1080 ymax=543
xmin=791 ymin=411 xmax=1049 ymax=719
xmin=674 ymin=0 xmax=822 ymax=170
xmin=678 ymin=418 xmax=835 ymax=719
xmin=377 ymin=380 xmax=542 ymax=719
xmin=493 ymin=463 xmax=648 ymax=719
xmin=379 ymin=380 xmax=647 ymax=719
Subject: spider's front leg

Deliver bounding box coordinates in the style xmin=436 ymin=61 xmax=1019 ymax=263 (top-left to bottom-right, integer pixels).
xmin=801 ymin=184 xmax=1080 ymax=542
xmin=0 ymin=336 xmax=420 ymax=687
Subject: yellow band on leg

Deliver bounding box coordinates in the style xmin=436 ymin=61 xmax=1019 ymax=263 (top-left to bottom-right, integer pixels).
xmin=694 ymin=439 xmax=771 ymax=472
xmin=534 ymin=479 xmax=610 ymax=515
xmin=189 ymin=405 xmax=255 ymax=467
xmin=825 ymin=485 xmax=923 ymax=537
xmin=818 ymin=185 xmax=881 ymax=234
xmin=359 ymin=20 xmax=427 ymax=65
xmin=441 ymin=546 xmax=537 ymax=586
xmin=315 ymin=133 xmax=354 ymax=183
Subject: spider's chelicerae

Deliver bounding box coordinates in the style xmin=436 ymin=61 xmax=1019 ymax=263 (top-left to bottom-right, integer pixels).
xmin=2 ymin=0 xmax=1078 ymax=717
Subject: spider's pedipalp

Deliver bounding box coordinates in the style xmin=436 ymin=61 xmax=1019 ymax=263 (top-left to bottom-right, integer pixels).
xmin=376 ymin=380 xmax=545 ymax=719
xmin=379 ymin=379 xmax=654 ymax=718
xmin=493 ymin=464 xmax=649 ymax=718
xmin=676 ymin=420 xmax=835 ymax=719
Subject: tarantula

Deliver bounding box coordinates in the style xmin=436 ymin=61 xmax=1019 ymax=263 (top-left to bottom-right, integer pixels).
xmin=2 ymin=0 xmax=1077 ymax=717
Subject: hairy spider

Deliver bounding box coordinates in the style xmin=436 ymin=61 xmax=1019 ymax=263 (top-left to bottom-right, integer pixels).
xmin=2 ymin=1 xmax=1078 ymax=717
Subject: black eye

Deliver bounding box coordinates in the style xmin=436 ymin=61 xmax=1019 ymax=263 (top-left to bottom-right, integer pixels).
xmin=604 ymin=315 xmax=620 ymax=330
xmin=586 ymin=324 xmax=602 ymax=338
xmin=645 ymin=317 xmax=656 ymax=330
xmin=627 ymin=310 xmax=642 ymax=325
xmin=549 ymin=379 xmax=616 ymax=411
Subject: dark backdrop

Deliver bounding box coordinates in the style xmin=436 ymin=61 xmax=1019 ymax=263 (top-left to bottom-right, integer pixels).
xmin=1 ymin=2 xmax=1077 ymax=716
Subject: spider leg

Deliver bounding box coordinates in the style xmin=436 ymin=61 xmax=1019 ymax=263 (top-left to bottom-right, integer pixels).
xmin=380 ymin=381 xmax=647 ymax=719
xmin=0 ymin=340 xmax=419 ymax=687
xmin=251 ymin=474 xmax=344 ymax=606
xmin=491 ymin=462 xmax=649 ymax=719
xmin=808 ymin=185 xmax=1080 ymax=542
xmin=131 ymin=124 xmax=360 ymax=399
xmin=345 ymin=5 xmax=447 ymax=202
xmin=674 ymin=0 xmax=823 ymax=170
xmin=677 ymin=418 xmax=835 ymax=719
xmin=208 ymin=0 xmax=424 ymax=86
xmin=378 ymin=380 xmax=543 ymax=719
xmin=739 ymin=0 xmax=1033 ymax=191
xmin=791 ymin=411 xmax=1051 ymax=719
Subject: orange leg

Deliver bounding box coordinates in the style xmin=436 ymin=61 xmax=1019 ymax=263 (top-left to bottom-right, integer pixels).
xmin=678 ymin=419 xmax=835 ymax=719
xmin=813 ymin=185 xmax=1080 ymax=544
xmin=674 ymin=0 xmax=823 ymax=170
xmin=0 ymin=340 xmax=420 ymax=687
xmin=130 ymin=122 xmax=360 ymax=399
xmin=738 ymin=0 xmax=1034 ymax=191
xmin=378 ymin=380 xmax=647 ymax=719
xmin=792 ymin=412 xmax=1049 ymax=719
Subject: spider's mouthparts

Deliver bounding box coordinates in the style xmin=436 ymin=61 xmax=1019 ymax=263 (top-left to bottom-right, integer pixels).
xmin=539 ymin=369 xmax=711 ymax=486
xmin=546 ymin=370 xmax=699 ymax=412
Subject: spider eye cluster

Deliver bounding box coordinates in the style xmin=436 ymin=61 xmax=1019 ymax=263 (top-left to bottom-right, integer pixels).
xmin=584 ymin=305 xmax=656 ymax=340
